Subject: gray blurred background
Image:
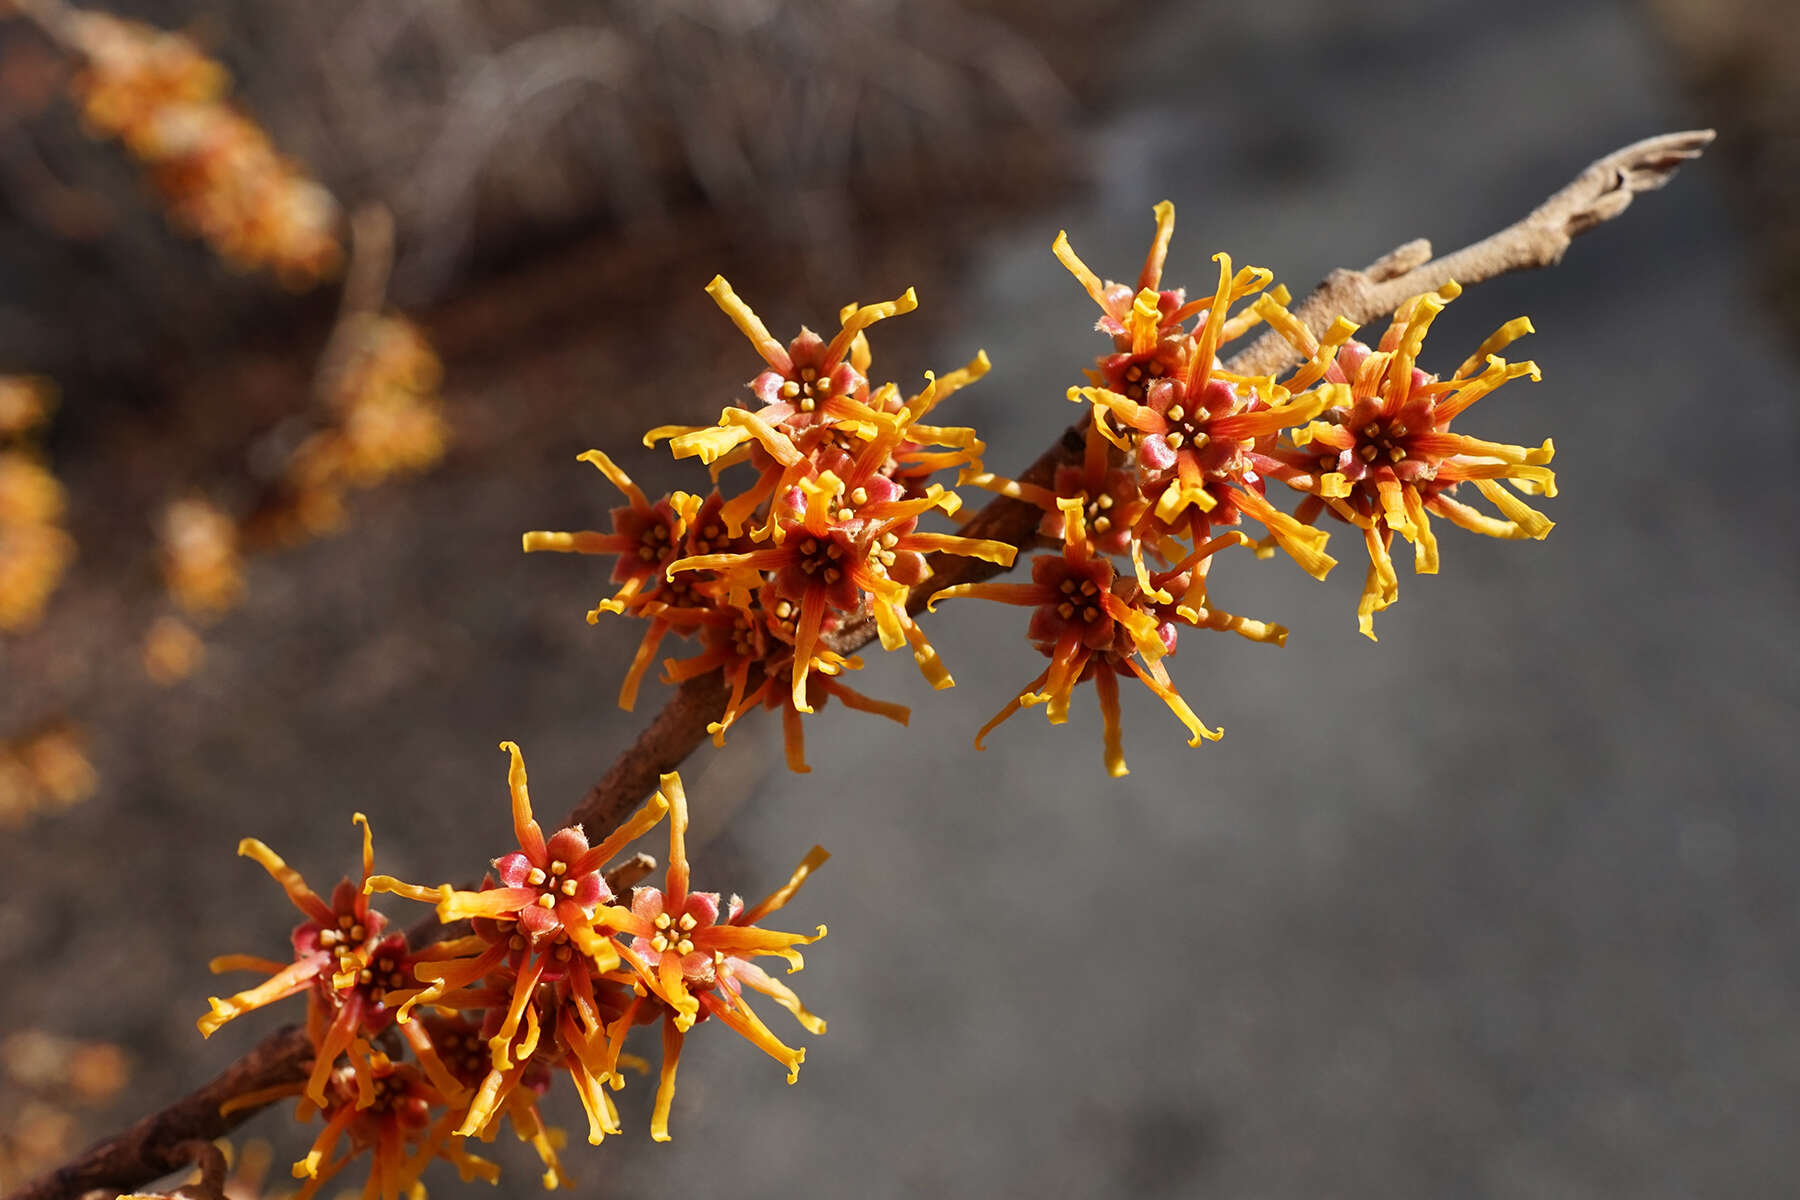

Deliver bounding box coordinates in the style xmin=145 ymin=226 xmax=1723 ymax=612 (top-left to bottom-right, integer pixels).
xmin=2 ymin=0 xmax=1797 ymax=1197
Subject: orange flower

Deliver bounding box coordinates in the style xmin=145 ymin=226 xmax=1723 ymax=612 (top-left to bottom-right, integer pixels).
xmin=0 ymin=449 xmax=74 ymax=632
xmin=294 ymin=315 xmax=447 ymax=493
xmin=1067 ymin=257 xmax=1335 ymax=578
xmin=523 ymin=450 xmax=701 ymax=620
xmin=365 ymin=742 xmax=666 ymax=1074
xmin=1260 ymin=281 xmax=1552 ymax=637
xmin=1054 ymin=204 xmax=1333 ymax=576
xmin=404 ymin=1014 xmax=569 ymax=1187
xmin=967 ymin=422 xmax=1147 ymax=557
xmin=666 ymin=460 xmax=1014 ymax=712
xmin=603 ymin=770 xmax=827 ymax=1140
xmin=0 ymin=520 xmax=74 ymax=633
xmin=931 ymin=499 xmax=1245 ymax=775
xmin=528 ymin=274 xmax=996 ymax=770
xmin=646 ymin=277 xmax=986 ymax=537
xmin=200 ymin=815 xmax=409 ymax=1109
xmin=360 ymin=743 xmax=666 ymax=1158
xmin=648 ymin=277 xmax=908 ymax=473
xmin=242 ymin=1044 xmax=497 ymax=1200
xmin=523 ymin=452 xmax=709 ymax=707
xmin=659 ymin=586 xmax=909 ymax=774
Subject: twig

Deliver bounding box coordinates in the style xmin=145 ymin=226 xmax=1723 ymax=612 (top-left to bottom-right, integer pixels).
xmin=100 ymin=1136 xmax=230 ymax=1200
xmin=4 ymin=129 xmax=1710 ymax=1200
xmin=1227 ymin=130 xmax=1717 ymax=378
xmin=164 ymin=1138 xmax=228 ymax=1200
xmin=5 ymin=0 xmax=76 ymax=49
xmin=569 ymin=671 xmax=737 ymax=834
xmin=311 ymin=203 xmax=396 ymax=408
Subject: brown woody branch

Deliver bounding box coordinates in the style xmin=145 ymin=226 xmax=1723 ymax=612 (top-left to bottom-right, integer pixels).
xmin=144 ymin=1138 xmax=228 ymax=1200
xmin=6 ymin=129 xmax=1710 ymax=1200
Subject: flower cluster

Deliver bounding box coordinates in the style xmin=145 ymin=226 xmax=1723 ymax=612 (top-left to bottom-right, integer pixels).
xmin=0 ymin=720 xmax=96 ymax=828
xmin=200 ymin=741 xmax=829 ymax=1196
xmin=0 ymin=377 xmax=51 ymax=442
xmin=0 ymin=1027 xmax=129 ymax=1192
xmin=270 ymin=314 xmax=449 ymax=545
xmin=146 ymin=317 xmax=443 ymax=639
xmin=157 ymin=496 xmax=244 ymax=618
xmin=141 ymin=614 xmax=205 ymax=685
xmin=525 ymin=276 xmax=1012 ymax=772
xmin=0 ymin=376 xmax=73 ymax=633
xmin=938 ymin=202 xmax=1553 ymax=772
xmin=1254 ymin=280 xmax=1554 ymax=636
xmin=65 ymin=9 xmax=341 ymax=285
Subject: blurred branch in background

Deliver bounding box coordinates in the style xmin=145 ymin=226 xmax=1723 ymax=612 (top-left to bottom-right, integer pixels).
xmin=0 ymin=0 xmax=1087 ymax=381
xmin=0 ymin=0 xmax=1097 ymax=809
xmin=1646 ymin=0 xmax=1800 ymax=352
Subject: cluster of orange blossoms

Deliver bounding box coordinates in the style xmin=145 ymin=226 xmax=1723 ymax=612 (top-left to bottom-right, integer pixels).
xmin=921 ymin=203 xmax=1555 ymax=773
xmin=0 ymin=720 xmax=96 ymax=828
xmin=0 ymin=1028 xmax=130 ymax=1191
xmin=65 ymin=9 xmax=341 ymax=286
xmin=152 ymin=317 xmax=444 ymax=630
xmin=269 ymin=314 xmax=449 ymax=545
xmin=178 ymin=203 xmax=1562 ymax=1196
xmin=198 ymin=743 xmax=828 ymax=1197
xmin=525 ymin=276 xmax=1011 ymax=772
xmin=140 ymin=613 xmax=205 ymax=684
xmin=0 ymin=376 xmax=73 ymax=633
xmin=0 ymin=381 xmax=91 ymax=827
xmin=924 ymin=203 xmax=1557 ymax=773
xmin=525 ymin=207 xmax=1554 ymax=776
xmin=156 ymin=496 xmax=244 ymax=617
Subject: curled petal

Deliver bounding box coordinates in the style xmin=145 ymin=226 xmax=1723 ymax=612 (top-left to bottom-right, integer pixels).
xmin=1052 ymin=230 xmax=1115 ymax=319
xmin=668 ymin=423 xmax=753 ymax=465
xmin=236 ymin=838 xmax=334 ymax=927
xmin=705 ymin=989 xmax=806 ymax=1083
xmin=740 ymin=845 xmax=830 ymax=926
xmin=1138 ymin=200 xmax=1176 ymax=293
xmin=364 ymin=874 xmax=451 ymax=906
xmin=198 ymin=957 xmax=322 ymax=1037
xmin=435 ymin=886 xmax=537 ymax=923
xmin=706 ymin=275 xmax=791 ymax=372
xmin=569 ymin=788 xmax=671 ymax=878
xmin=823 ymin=287 xmax=918 ymax=367
xmin=500 ymin=740 xmax=547 ymax=865
xmin=1094 ymin=667 xmax=1128 ymax=779
xmin=576 ymin=449 xmax=648 ymax=510
xmin=899 ymin=532 xmax=1016 ymax=567
xmin=1472 ymin=478 xmax=1555 ymax=539
xmin=650 ymin=1019 xmax=684 ymax=1143
xmin=1125 ymin=657 xmax=1223 ymax=747
xmin=733 ymin=957 xmax=827 ymax=1035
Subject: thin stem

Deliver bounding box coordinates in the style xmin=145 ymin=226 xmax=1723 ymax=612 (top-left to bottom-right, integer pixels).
xmin=309 ymin=203 xmax=396 ymax=408
xmin=171 ymin=1138 xmax=229 ymax=1200
xmin=6 ymin=0 xmax=77 ymax=49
